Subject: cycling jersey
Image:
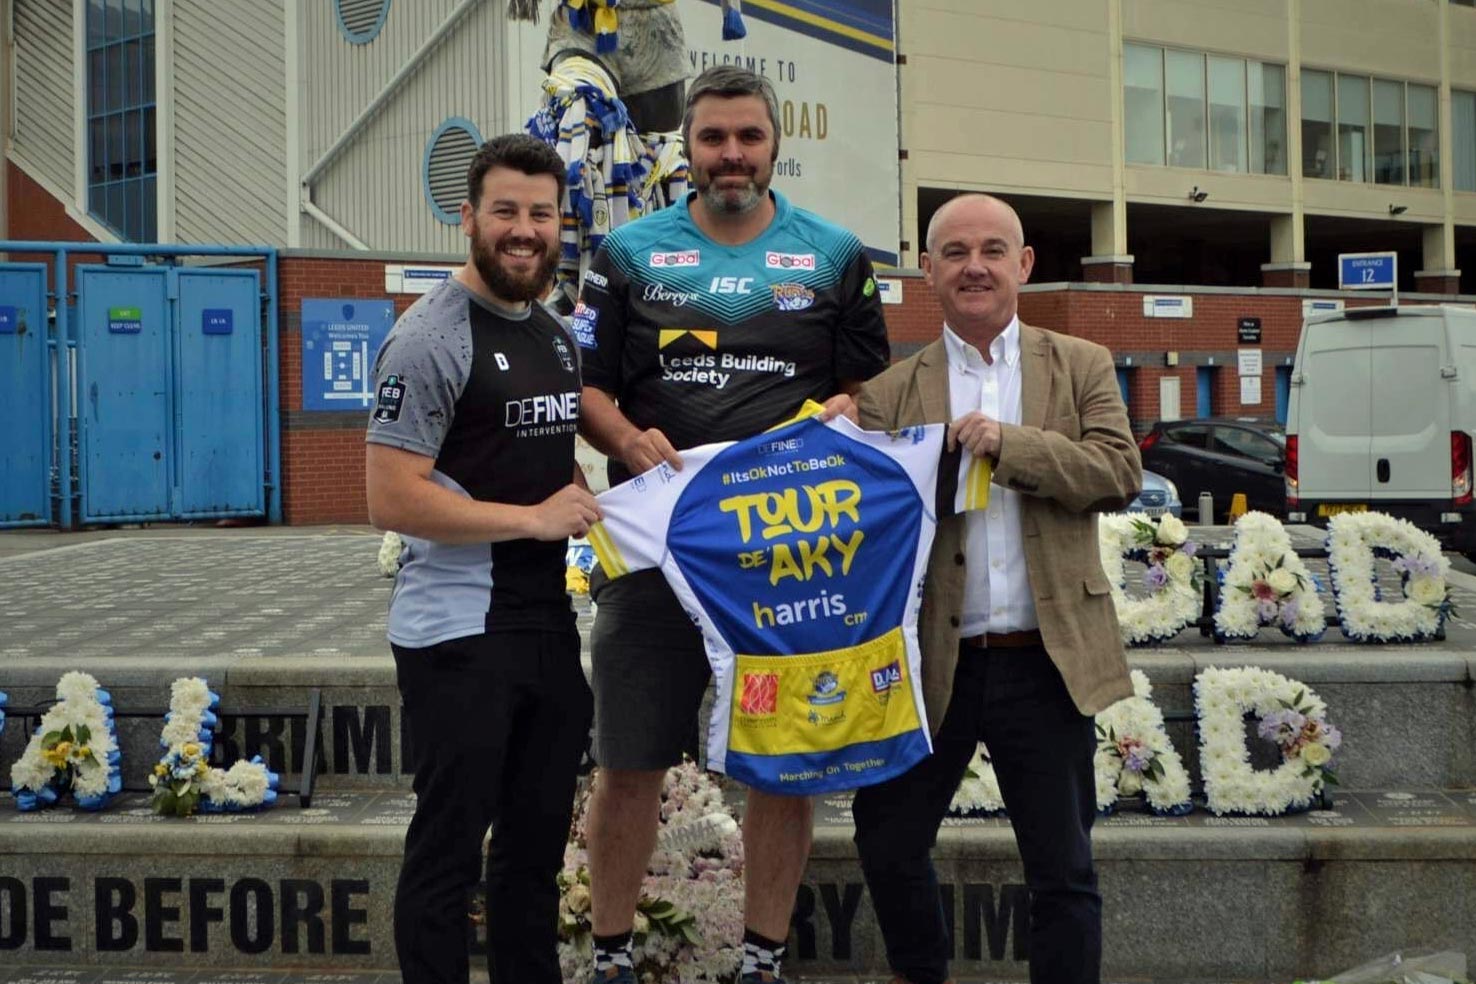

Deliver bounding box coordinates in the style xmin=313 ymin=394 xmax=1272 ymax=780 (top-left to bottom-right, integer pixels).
xmin=586 ymin=413 xmax=990 ymax=795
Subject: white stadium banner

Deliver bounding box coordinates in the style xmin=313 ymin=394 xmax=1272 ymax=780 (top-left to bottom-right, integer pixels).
xmin=510 ymin=0 xmax=902 ymax=267
xmin=677 ymin=0 xmax=902 ymax=266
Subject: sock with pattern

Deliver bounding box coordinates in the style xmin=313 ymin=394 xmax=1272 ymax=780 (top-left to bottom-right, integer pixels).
xmin=739 ymin=928 xmax=787 ymax=980
xmin=593 ymin=930 xmax=634 ymax=977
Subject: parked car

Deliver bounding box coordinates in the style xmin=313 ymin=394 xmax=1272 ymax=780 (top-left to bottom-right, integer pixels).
xmin=1125 ymin=469 xmax=1183 ymax=518
xmin=1138 ymin=418 xmax=1286 ymax=523
xmin=1286 ymin=305 xmax=1476 ymax=560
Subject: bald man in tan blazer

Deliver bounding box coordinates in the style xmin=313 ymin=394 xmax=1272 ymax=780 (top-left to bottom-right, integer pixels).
xmin=850 ymin=194 xmax=1140 ymax=984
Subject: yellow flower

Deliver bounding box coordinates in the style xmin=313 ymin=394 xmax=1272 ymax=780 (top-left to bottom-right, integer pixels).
xmin=52 ymin=740 xmax=73 ymax=759
xmin=195 ymin=760 xmax=209 ymax=777
xmin=183 ymin=742 xmax=201 ymax=759
xmin=1301 ymin=743 xmax=1332 ymax=767
xmin=73 ymin=745 xmax=91 ymax=760
xmin=155 ymin=764 xmax=169 ymax=777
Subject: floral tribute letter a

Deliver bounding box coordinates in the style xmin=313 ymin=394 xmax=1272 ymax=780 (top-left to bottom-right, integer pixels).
xmin=1214 ymin=512 xmax=1325 ymax=642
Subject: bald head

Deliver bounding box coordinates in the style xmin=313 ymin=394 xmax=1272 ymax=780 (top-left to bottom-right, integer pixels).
xmin=925 ymin=194 xmax=1026 ymax=256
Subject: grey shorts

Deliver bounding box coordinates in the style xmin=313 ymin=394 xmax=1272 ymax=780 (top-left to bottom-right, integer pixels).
xmin=589 ymin=567 xmax=712 ymax=770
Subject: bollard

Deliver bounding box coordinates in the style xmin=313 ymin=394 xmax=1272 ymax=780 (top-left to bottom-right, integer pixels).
xmin=1228 ymin=492 xmax=1249 ymax=521
xmin=1198 ymin=492 xmax=1214 ymax=525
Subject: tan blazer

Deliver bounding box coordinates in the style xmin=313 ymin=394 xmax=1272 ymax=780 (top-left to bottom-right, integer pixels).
xmin=858 ymin=322 xmax=1141 ymax=731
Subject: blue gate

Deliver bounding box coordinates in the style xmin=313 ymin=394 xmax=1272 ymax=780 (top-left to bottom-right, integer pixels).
xmin=176 ymin=270 xmax=264 ymax=517
xmin=76 ymin=265 xmax=264 ymax=523
xmin=0 ymin=264 xmax=52 ymax=526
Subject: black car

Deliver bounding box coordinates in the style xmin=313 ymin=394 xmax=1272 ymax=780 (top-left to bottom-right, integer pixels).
xmin=1138 ymin=418 xmax=1286 ymax=523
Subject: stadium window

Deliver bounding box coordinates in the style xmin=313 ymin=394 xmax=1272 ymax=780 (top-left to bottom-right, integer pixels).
xmin=1407 ymin=84 xmax=1438 ymax=189
xmin=1124 ymin=44 xmax=1285 ymax=176
xmin=1454 ymin=90 xmax=1476 ymax=192
xmin=1124 ymin=44 xmax=1165 ymax=166
xmin=1336 ymin=74 xmax=1370 ymax=182
xmin=86 ymin=0 xmax=156 ymax=242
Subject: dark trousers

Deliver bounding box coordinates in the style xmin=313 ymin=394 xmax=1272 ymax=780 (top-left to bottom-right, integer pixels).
xmin=852 ymin=644 xmax=1101 ymax=984
xmin=392 ymin=626 xmax=592 ymax=984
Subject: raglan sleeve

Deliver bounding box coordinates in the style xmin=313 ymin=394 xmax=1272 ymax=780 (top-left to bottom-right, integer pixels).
xmin=575 ymin=243 xmax=629 ymax=396
xmin=833 ymin=243 xmax=891 ymax=384
xmin=365 ymin=318 xmax=465 ymax=458
xmin=586 ymin=461 xmax=688 ymax=580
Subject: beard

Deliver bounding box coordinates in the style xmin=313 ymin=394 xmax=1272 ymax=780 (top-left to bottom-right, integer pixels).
xmin=471 ymin=231 xmax=560 ymax=304
xmin=696 ymin=162 xmax=771 ymax=215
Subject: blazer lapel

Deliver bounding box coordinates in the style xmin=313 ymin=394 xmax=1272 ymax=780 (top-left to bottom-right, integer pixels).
xmin=915 ymin=338 xmax=952 ymax=425
xmin=1019 ymin=322 xmax=1051 ymax=429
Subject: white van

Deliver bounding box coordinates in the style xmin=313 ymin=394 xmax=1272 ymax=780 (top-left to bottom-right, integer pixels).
xmin=1285 ymin=305 xmax=1476 ymax=558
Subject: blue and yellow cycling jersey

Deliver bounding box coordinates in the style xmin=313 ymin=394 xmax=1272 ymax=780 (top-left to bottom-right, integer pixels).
xmin=587 ymin=414 xmax=990 ymax=795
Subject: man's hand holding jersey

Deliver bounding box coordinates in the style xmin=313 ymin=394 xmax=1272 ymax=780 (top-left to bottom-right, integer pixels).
xmin=367 ymin=444 xmax=601 ymax=543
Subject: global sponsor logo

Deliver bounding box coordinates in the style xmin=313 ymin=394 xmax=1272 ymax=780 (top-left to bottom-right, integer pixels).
xmin=650 ymin=249 xmax=701 ymax=268
xmin=765 ymin=251 xmax=816 ymax=270
xmin=740 ymin=672 xmax=779 ymax=715
xmin=643 ymin=282 xmax=700 ymax=307
xmin=771 ymin=283 xmax=815 ymax=312
xmin=570 ymin=302 xmax=599 ymax=349
xmin=583 ymin=269 xmax=609 ymax=290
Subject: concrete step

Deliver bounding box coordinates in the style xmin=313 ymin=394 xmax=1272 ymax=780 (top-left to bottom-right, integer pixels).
xmin=1 ymin=788 xmax=1473 ymax=981
xmin=3 ymin=643 xmax=1472 ymax=794
xmin=3 ymin=532 xmax=1475 ymax=788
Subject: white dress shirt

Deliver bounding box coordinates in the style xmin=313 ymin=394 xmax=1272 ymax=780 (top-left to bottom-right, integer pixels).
xmin=942 ymin=317 xmax=1039 ymax=635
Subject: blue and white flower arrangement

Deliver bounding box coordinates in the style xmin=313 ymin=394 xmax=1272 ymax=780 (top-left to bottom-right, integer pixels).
xmin=1325 ymin=512 xmax=1456 ymax=642
xmin=151 ymin=677 xmax=279 ymax=816
xmin=1195 ymin=665 xmax=1341 ymax=816
xmin=1214 ymin=512 xmax=1326 ymax=643
xmin=1099 ymin=512 xmax=1202 ymax=645
xmin=1093 ymin=670 xmax=1193 ymax=815
xmin=9 ymin=671 xmax=123 ymax=811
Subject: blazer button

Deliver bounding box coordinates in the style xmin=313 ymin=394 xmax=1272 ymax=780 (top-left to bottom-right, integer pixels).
xmin=949 ymin=615 xmax=960 ymax=628
xmin=954 ymin=552 xmax=965 ymax=565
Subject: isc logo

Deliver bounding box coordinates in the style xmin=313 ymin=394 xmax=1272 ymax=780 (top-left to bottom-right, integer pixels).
xmin=709 ymin=276 xmax=754 ymax=295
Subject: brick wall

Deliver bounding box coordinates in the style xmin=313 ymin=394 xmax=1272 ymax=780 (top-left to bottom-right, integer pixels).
xmin=277 ymin=258 xmax=421 ymax=525
xmin=1 ymin=167 xmax=1436 ymax=523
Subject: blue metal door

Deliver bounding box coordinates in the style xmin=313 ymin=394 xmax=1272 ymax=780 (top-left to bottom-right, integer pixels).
xmin=175 ymin=269 xmax=264 ymax=516
xmin=77 ymin=266 xmax=172 ymax=522
xmin=0 ymin=264 xmax=52 ymax=526
xmin=1196 ymin=366 xmax=1215 ymax=418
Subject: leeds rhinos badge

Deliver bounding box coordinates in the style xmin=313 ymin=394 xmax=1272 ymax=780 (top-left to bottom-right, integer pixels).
xmin=373 ymin=374 xmax=405 ymax=424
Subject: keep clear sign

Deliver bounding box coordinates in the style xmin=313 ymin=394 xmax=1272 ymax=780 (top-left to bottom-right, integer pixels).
xmin=300 ymin=299 xmax=396 ymax=411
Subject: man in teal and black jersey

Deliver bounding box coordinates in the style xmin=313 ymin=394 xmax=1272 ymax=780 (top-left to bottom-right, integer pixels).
xmin=574 ymin=65 xmax=890 ymax=984
xmin=366 ymin=133 xmax=601 ymax=984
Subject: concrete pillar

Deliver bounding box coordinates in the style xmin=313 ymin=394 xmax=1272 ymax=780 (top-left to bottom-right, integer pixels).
xmin=1261 ymin=214 xmax=1310 ymax=288
xmin=1415 ymin=223 xmax=1460 ymax=295
xmin=1082 ymin=201 xmax=1134 ymax=283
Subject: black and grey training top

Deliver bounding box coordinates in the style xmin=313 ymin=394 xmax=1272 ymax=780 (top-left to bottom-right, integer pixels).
xmin=366 ymin=277 xmax=580 ymax=647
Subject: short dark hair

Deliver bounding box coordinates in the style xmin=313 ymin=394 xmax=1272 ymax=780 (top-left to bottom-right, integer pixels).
xmin=681 ymin=65 xmax=782 ymax=162
xmin=466 ymin=133 xmax=566 ymax=207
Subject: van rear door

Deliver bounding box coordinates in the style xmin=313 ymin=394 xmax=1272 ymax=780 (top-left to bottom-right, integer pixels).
xmin=1370 ymin=314 xmax=1451 ymax=500
xmin=1294 ymin=317 xmax=1373 ymax=501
